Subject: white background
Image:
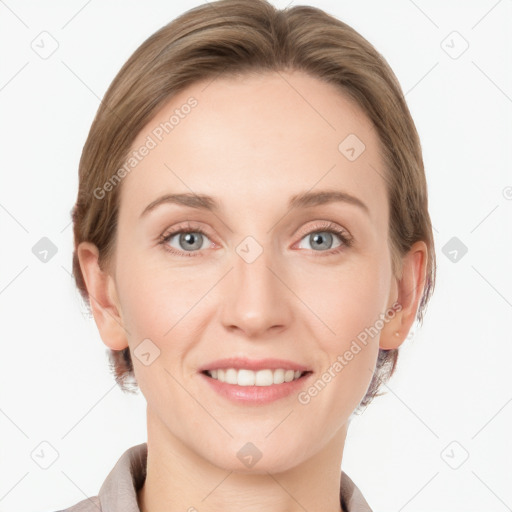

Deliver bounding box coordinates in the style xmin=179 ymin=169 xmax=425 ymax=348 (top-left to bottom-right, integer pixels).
xmin=1 ymin=1 xmax=511 ymax=511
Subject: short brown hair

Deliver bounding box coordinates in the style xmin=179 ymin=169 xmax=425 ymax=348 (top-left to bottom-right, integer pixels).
xmin=72 ymin=0 xmax=436 ymax=410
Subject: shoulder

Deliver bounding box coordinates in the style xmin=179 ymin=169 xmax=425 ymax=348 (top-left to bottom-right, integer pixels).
xmin=340 ymin=471 xmax=373 ymax=512
xmin=54 ymin=495 xmax=101 ymax=511
xmin=53 ymin=443 xmax=147 ymax=512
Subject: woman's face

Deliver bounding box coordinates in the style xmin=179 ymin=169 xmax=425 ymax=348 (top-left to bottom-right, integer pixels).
xmin=104 ymin=70 xmax=402 ymax=472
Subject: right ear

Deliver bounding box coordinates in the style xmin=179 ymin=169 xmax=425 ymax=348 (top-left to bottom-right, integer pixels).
xmin=76 ymin=241 xmax=129 ymax=351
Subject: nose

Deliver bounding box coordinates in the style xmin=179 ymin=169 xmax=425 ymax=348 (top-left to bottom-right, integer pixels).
xmin=219 ymin=244 xmax=293 ymax=338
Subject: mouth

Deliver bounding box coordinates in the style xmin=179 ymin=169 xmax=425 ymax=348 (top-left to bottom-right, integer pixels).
xmin=201 ymin=368 xmax=312 ymax=386
xmin=199 ymin=362 xmax=314 ymax=404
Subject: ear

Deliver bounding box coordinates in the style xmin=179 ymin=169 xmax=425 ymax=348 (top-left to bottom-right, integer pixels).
xmin=379 ymin=240 xmax=428 ymax=349
xmin=76 ymin=241 xmax=129 ymax=351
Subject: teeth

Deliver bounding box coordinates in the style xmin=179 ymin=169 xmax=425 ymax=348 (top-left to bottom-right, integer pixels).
xmin=206 ymin=368 xmax=305 ymax=386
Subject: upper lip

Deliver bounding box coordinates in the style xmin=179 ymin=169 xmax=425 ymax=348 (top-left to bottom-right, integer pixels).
xmin=198 ymin=357 xmax=311 ymax=372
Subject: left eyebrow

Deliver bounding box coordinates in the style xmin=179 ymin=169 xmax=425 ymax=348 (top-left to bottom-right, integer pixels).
xmin=139 ymin=189 xmax=370 ymax=218
xmin=288 ymin=190 xmax=370 ymax=216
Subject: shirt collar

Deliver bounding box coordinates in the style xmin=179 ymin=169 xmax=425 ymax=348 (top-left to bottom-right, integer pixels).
xmin=98 ymin=443 xmax=373 ymax=512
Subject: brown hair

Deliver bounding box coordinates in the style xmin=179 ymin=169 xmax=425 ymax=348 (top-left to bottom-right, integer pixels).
xmin=72 ymin=0 xmax=436 ymax=410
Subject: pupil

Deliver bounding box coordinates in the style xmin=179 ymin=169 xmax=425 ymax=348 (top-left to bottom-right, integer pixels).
xmin=312 ymin=232 xmax=332 ymax=250
xmin=180 ymin=232 xmax=203 ymax=251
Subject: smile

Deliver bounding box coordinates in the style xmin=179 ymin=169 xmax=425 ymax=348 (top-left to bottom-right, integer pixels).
xmin=203 ymin=368 xmax=308 ymax=386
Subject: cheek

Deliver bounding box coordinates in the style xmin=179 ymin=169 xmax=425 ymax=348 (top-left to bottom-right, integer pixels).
xmin=115 ymin=253 xmax=213 ymax=363
xmin=115 ymin=246 xmax=191 ymax=324
xmin=292 ymin=258 xmax=386 ymax=400
xmin=296 ymin=272 xmax=383 ymax=419
xmin=295 ymin=256 xmax=390 ymax=343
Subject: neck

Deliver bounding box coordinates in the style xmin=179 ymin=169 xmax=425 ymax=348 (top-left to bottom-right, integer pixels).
xmin=137 ymin=406 xmax=348 ymax=512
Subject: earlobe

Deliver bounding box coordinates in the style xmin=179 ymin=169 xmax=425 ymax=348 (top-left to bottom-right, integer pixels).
xmin=379 ymin=241 xmax=428 ymax=350
xmin=76 ymin=241 xmax=129 ymax=351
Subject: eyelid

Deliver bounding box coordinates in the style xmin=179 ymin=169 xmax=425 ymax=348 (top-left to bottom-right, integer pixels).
xmin=158 ymin=221 xmax=215 ymax=247
xmin=159 ymin=221 xmax=213 ymax=238
xmin=294 ymin=220 xmax=352 ymax=243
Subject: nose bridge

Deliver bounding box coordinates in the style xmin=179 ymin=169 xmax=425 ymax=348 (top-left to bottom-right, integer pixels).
xmin=219 ymin=238 xmax=291 ymax=335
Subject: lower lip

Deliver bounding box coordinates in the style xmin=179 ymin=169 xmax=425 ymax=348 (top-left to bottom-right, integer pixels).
xmin=199 ymin=371 xmax=312 ymax=405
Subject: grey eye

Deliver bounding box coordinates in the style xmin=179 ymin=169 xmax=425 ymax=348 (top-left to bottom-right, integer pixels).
xmin=169 ymin=232 xmax=209 ymax=252
xmin=298 ymin=231 xmax=342 ymax=251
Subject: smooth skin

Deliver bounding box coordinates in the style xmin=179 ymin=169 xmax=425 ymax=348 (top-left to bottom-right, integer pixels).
xmin=78 ymin=69 xmax=427 ymax=512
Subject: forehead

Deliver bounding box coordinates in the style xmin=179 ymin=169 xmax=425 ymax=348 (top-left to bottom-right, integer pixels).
xmin=118 ymin=69 xmax=388 ymax=226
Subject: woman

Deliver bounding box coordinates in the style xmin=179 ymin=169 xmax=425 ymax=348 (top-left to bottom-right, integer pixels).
xmin=66 ymin=0 xmax=436 ymax=510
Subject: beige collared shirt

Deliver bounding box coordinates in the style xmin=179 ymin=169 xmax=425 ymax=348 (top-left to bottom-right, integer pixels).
xmin=59 ymin=443 xmax=373 ymax=512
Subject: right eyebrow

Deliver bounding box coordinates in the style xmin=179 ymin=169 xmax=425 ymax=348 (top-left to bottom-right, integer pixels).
xmin=140 ymin=193 xmax=220 ymax=218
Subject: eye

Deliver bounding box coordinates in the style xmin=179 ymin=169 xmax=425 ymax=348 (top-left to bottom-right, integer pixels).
xmin=158 ymin=220 xmax=353 ymax=257
xmin=295 ymin=221 xmax=353 ymax=255
xmin=158 ymin=224 xmax=213 ymax=257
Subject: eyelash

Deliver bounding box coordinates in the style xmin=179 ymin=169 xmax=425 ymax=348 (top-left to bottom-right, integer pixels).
xmin=158 ymin=221 xmax=354 ymax=258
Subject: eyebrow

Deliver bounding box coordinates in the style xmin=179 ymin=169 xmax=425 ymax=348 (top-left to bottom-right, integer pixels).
xmin=139 ymin=189 xmax=370 ymax=218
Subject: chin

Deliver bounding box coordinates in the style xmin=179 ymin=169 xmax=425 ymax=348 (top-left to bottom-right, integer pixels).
xmin=204 ymin=439 xmax=303 ymax=475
